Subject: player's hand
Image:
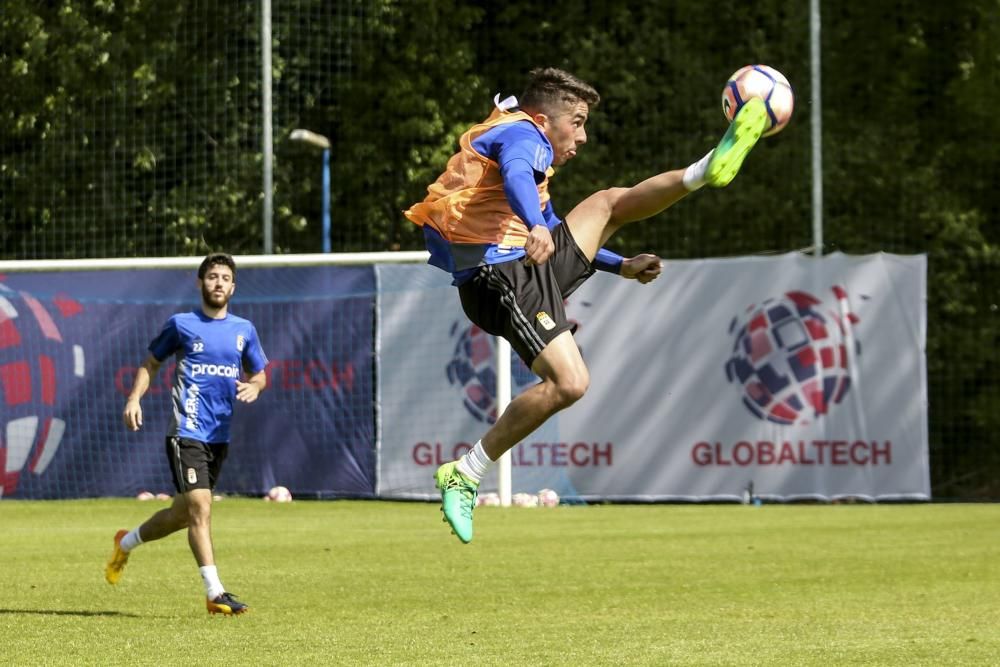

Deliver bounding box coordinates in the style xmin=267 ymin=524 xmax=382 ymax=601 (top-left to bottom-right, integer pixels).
xmin=236 ymin=380 xmax=261 ymax=403
xmin=523 ymin=225 xmax=554 ymax=266
xmin=123 ymin=399 xmax=143 ymax=431
xmin=621 ymin=254 xmax=663 ymax=284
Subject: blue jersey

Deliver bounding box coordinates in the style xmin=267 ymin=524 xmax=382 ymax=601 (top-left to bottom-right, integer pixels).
xmin=149 ymin=310 xmax=268 ymax=443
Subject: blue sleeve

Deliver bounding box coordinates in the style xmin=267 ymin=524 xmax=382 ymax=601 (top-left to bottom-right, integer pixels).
xmin=501 ymin=163 xmax=547 ymax=229
xmin=542 ymin=201 xmax=560 ymax=229
xmin=594 ymin=248 xmax=624 ymax=274
xmin=242 ymin=324 xmax=269 ymax=374
xmin=486 ymin=122 xmax=552 ymax=173
xmin=473 ymin=122 xmax=552 ymax=230
xmin=148 ymin=317 xmax=181 ymax=362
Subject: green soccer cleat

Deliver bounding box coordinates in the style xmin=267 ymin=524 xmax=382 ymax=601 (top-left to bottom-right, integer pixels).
xmin=104 ymin=529 xmax=130 ymax=585
xmin=434 ymin=461 xmax=478 ymax=544
xmin=705 ymin=97 xmax=768 ymax=187
xmin=207 ymin=591 xmax=249 ymax=615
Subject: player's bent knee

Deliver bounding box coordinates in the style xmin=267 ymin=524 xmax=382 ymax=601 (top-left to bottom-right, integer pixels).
xmin=569 ymin=188 xmax=617 ymax=225
xmin=554 ymin=373 xmax=589 ymax=408
xmin=605 ymin=186 xmax=639 ymax=226
xmin=594 ymin=187 xmax=627 ymax=220
xmin=185 ymin=499 xmax=212 ymax=522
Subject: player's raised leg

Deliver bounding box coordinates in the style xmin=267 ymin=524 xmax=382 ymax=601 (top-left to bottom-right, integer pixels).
xmin=566 ymin=97 xmax=769 ymax=257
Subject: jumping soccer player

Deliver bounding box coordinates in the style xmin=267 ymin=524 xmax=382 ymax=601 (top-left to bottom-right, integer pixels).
xmin=405 ymin=67 xmax=767 ymax=543
xmin=105 ymin=252 xmax=268 ymax=615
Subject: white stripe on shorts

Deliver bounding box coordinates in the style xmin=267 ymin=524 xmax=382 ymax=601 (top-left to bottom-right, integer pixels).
xmin=484 ymin=265 xmax=546 ymax=359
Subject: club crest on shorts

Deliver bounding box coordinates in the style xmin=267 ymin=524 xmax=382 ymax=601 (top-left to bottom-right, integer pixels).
xmin=187 ymin=468 xmax=198 ymax=484
xmin=536 ymin=311 xmax=556 ymax=331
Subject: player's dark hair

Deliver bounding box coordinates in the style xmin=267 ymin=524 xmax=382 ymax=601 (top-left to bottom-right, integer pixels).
xmin=519 ymin=67 xmax=600 ymax=115
xmin=198 ymin=252 xmax=237 ymax=280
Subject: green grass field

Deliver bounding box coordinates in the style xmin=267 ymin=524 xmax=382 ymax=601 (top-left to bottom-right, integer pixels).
xmin=1 ymin=500 xmax=997 ymax=666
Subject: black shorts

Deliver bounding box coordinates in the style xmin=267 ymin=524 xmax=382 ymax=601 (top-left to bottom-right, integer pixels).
xmin=458 ymin=222 xmax=595 ymax=368
xmin=165 ymin=436 xmax=228 ymax=493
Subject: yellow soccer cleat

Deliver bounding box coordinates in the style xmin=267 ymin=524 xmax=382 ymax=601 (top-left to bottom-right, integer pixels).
xmin=706 ymin=97 xmax=768 ymax=187
xmin=104 ymin=529 xmax=130 ymax=585
xmin=207 ymin=592 xmax=249 ymax=615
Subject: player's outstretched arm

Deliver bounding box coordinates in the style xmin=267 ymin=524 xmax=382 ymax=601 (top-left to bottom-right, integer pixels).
xmin=620 ymin=254 xmax=663 ymax=284
xmin=236 ymin=370 xmax=267 ymax=404
xmin=123 ymin=355 xmax=162 ymax=431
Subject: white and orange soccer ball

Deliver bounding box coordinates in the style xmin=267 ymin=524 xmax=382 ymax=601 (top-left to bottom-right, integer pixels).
xmin=721 ymin=65 xmax=794 ymax=137
xmin=265 ymin=485 xmax=293 ymax=503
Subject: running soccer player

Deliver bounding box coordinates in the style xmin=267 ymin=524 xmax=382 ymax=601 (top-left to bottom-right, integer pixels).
xmin=105 ymin=252 xmax=268 ymax=615
xmin=405 ymin=67 xmax=767 ymax=543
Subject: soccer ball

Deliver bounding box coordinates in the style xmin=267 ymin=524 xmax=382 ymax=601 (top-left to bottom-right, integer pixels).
xmin=512 ymin=492 xmax=539 ymax=508
xmin=537 ymin=488 xmax=560 ymax=508
xmin=476 ymin=492 xmax=501 ymax=507
xmin=721 ymin=65 xmax=794 ymax=137
xmin=265 ymin=485 xmax=293 ymax=503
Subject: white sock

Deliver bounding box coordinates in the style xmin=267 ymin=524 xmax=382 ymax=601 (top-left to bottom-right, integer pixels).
xmin=456 ymin=440 xmax=493 ymax=485
xmin=120 ymin=528 xmax=143 ymax=553
xmin=199 ymin=565 xmax=225 ymax=600
xmin=682 ymin=150 xmax=713 ymax=192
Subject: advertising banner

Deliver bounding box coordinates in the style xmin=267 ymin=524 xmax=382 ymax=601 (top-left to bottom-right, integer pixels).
xmin=377 ymin=253 xmax=929 ymax=501
xmin=0 ymin=266 xmax=376 ymax=498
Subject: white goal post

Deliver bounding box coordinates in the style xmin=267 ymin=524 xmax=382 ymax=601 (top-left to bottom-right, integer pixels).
xmin=0 ymin=251 xmax=516 ymax=505
xmin=0 ymin=251 xmax=428 ymax=272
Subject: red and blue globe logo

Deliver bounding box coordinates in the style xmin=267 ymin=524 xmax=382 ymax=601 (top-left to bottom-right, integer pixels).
xmin=724 ymin=287 xmax=862 ymax=425
xmin=445 ymin=322 xmax=536 ymax=423
xmin=0 ymin=280 xmax=86 ymax=496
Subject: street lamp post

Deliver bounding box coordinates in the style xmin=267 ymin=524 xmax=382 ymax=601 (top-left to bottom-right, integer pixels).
xmin=290 ymin=129 xmax=332 ymax=253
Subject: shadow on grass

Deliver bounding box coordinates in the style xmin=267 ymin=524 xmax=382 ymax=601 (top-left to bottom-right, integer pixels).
xmin=0 ymin=608 xmax=142 ymax=618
